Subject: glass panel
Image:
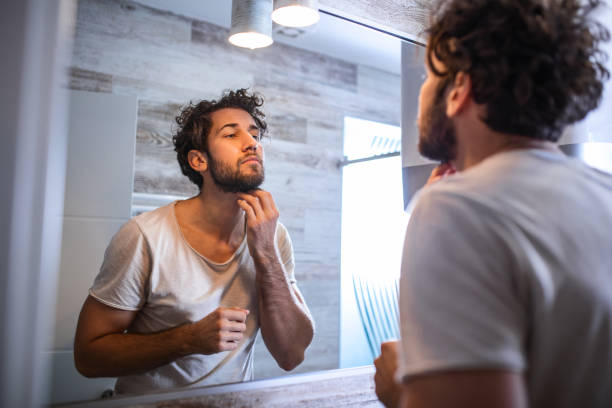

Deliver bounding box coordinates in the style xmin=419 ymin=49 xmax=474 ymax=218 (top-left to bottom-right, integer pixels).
xmin=340 ymin=118 xmax=408 ymax=367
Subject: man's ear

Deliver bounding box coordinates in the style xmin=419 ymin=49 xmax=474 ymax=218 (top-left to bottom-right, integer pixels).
xmin=187 ymin=150 xmax=208 ymax=173
xmin=446 ymin=71 xmax=472 ymax=117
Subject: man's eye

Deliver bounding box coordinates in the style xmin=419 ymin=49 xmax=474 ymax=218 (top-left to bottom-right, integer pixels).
xmin=252 ymin=134 xmax=262 ymax=141
xmin=225 ymin=134 xmax=236 ymax=138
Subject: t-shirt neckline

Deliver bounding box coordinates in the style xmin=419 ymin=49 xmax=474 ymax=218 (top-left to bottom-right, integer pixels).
xmin=171 ymin=201 xmax=247 ymax=266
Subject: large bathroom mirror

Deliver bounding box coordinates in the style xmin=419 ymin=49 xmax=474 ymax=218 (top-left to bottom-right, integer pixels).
xmin=48 ymin=0 xmax=429 ymax=405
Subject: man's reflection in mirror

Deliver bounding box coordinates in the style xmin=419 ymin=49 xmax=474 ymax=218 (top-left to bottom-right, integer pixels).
xmin=73 ymin=88 xmax=314 ymax=395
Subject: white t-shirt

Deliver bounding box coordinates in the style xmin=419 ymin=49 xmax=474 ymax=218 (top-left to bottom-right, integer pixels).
xmin=398 ymin=148 xmax=612 ymax=408
xmin=90 ymin=201 xmax=296 ymax=395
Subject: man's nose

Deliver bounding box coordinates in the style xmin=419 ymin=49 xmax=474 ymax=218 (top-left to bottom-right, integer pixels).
xmin=242 ymin=132 xmax=260 ymax=151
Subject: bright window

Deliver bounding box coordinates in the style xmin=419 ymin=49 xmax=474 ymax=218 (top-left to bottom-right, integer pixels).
xmin=339 ymin=117 xmax=409 ymax=366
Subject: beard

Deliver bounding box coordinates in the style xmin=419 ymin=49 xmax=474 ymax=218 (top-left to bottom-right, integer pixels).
xmin=207 ymin=155 xmax=265 ymax=193
xmin=418 ymin=79 xmax=457 ymax=163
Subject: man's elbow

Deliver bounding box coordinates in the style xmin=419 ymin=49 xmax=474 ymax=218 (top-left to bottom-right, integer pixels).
xmin=277 ymin=324 xmax=313 ymax=370
xmin=75 ymin=360 xmax=97 ymax=378
xmin=74 ymin=350 xmax=102 ymax=378
xmin=277 ymin=351 xmax=305 ymax=371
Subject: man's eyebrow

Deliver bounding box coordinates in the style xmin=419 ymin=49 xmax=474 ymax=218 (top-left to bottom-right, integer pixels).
xmin=216 ymin=123 xmax=238 ymax=135
xmin=215 ymin=123 xmax=259 ymax=134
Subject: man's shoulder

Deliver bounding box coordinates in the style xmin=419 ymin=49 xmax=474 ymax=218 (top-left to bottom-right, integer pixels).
xmin=132 ymin=202 xmax=177 ymax=232
xmin=412 ymin=149 xmax=567 ymax=212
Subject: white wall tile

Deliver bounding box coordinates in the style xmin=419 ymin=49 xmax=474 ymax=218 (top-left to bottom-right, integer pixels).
xmin=44 ymin=350 xmax=115 ymax=405
xmin=63 ymin=91 xmax=137 ymax=219
xmin=53 ymin=217 xmax=126 ymax=350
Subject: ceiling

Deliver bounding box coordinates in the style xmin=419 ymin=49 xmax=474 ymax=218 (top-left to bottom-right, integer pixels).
xmin=133 ymin=0 xmax=405 ymax=74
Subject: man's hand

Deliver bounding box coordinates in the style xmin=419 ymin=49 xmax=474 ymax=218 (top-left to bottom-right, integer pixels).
xmin=425 ymin=162 xmax=456 ymax=187
xmin=187 ymin=307 xmax=249 ymax=354
xmin=236 ymin=189 xmax=279 ymax=263
xmin=374 ymin=340 xmax=401 ymax=408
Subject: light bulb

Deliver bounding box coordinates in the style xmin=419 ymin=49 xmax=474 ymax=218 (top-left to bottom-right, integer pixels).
xmin=272 ymin=3 xmax=320 ymax=28
xmin=228 ymin=32 xmax=274 ymax=49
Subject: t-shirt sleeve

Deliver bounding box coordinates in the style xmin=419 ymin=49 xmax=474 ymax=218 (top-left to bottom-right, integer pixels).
xmin=397 ymin=189 xmax=527 ymax=382
xmin=275 ymin=222 xmax=296 ymax=284
xmin=89 ymin=219 xmax=151 ymax=311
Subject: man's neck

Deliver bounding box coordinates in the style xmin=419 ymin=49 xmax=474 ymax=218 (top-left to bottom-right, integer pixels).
xmin=452 ymin=114 xmax=559 ymax=171
xmin=179 ymin=185 xmax=245 ymax=244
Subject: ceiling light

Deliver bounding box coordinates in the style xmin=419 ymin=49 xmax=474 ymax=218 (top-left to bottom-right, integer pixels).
xmin=229 ymin=0 xmax=274 ymax=49
xmin=271 ymin=0 xmax=320 ymax=28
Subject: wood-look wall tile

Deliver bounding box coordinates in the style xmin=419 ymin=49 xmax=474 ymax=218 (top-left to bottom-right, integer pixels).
xmin=306 ymin=118 xmax=344 ymax=151
xmin=113 ymin=75 xmax=215 ymax=105
xmin=192 ymin=20 xmax=358 ymax=93
xmin=358 ymin=65 xmax=401 ymax=110
xmin=68 ymin=67 xmax=112 ymax=93
xmin=267 ymin=113 xmax=308 ymax=144
xmin=76 ymin=0 xmax=192 ymax=45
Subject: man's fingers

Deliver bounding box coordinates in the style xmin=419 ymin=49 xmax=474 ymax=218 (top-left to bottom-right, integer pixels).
xmin=223 ymin=321 xmax=247 ymax=333
xmin=219 ymin=340 xmax=240 ymax=352
xmin=426 ymin=162 xmax=457 ymax=187
xmin=217 ymin=307 xmax=249 ymax=323
xmin=374 ymin=355 xmax=381 ymax=370
xmin=430 ymin=162 xmax=454 ymax=177
xmin=237 ymin=199 xmax=256 ymax=220
xmin=221 ymin=330 xmax=244 ymax=342
xmin=236 ymin=193 xmax=264 ymax=219
xmin=381 ymin=340 xmax=398 ymax=354
xmin=249 ymin=190 xmax=277 ymax=215
xmin=228 ymin=307 xmax=250 ymax=315
xmin=237 ymin=190 xmax=278 ymax=218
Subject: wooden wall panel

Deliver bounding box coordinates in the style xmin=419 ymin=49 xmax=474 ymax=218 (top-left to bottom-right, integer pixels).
xmin=68 ymin=0 xmax=400 ymax=381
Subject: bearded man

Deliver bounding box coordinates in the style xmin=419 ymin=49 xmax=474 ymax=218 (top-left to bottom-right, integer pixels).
xmin=374 ymin=0 xmax=612 ymax=407
xmin=74 ymin=89 xmax=314 ymax=395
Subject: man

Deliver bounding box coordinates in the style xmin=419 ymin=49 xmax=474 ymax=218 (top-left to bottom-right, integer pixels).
xmin=375 ymin=0 xmax=612 ymax=407
xmin=74 ymin=89 xmax=314 ymax=395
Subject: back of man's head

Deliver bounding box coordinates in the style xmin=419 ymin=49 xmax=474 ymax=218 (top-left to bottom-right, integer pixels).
xmin=426 ymin=0 xmax=610 ymax=142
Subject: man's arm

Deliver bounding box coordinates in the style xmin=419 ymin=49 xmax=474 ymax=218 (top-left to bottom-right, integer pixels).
xmin=399 ymin=370 xmax=527 ymax=408
xmin=374 ymin=341 xmax=527 ymax=408
xmin=74 ymin=296 xmax=248 ymax=377
xmin=237 ymin=190 xmax=314 ymax=371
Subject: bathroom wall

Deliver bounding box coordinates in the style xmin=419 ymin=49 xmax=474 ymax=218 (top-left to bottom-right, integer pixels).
xmin=48 ymin=90 xmax=138 ymax=404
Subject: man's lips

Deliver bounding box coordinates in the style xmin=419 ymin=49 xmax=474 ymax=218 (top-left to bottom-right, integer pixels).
xmin=241 ymin=156 xmax=261 ymax=165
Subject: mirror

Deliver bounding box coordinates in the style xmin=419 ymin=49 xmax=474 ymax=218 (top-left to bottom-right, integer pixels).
xmin=49 ymin=0 xmax=423 ymax=404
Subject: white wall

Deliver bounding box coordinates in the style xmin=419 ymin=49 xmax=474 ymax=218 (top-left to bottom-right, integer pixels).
xmin=0 ymin=1 xmax=75 ymax=407
xmin=46 ymin=90 xmax=138 ymax=405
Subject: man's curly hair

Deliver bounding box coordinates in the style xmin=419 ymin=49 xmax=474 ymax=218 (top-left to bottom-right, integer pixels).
xmin=172 ymin=88 xmax=267 ymax=189
xmin=426 ymin=0 xmax=609 ymax=141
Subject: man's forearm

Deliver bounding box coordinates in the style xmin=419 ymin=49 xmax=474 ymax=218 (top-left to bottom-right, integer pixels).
xmin=75 ymin=323 xmax=194 ymax=378
xmin=255 ymin=255 xmax=314 ymax=371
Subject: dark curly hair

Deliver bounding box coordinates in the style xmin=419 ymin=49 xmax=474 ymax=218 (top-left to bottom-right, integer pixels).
xmin=426 ymin=0 xmax=609 ymax=141
xmin=172 ymin=88 xmax=267 ymax=189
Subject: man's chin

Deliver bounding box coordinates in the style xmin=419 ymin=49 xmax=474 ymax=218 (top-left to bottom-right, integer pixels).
xmin=231 ymin=176 xmax=265 ymax=193
xmin=418 ymin=134 xmax=456 ymax=163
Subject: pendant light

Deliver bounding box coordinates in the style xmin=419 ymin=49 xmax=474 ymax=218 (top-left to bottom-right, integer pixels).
xmin=229 ymin=0 xmax=274 ymax=49
xmin=271 ymin=0 xmax=320 ymax=28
